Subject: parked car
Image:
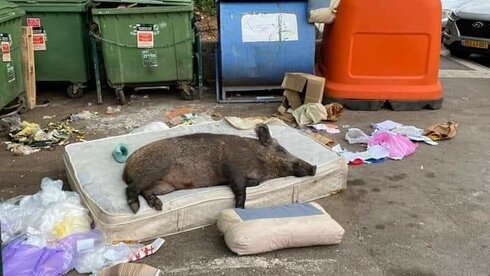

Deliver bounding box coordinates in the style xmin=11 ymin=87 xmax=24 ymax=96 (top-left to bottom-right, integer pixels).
xmin=442 ymin=0 xmax=473 ymax=29
xmin=443 ymin=0 xmax=490 ymax=58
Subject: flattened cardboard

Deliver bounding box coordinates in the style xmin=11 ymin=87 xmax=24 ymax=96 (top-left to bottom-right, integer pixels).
xmin=98 ymin=263 xmax=161 ymax=276
xmin=284 ymin=89 xmax=302 ymax=109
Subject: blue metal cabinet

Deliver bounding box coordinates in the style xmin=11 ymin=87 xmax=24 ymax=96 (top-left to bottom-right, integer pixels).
xmin=216 ymin=0 xmax=315 ymax=102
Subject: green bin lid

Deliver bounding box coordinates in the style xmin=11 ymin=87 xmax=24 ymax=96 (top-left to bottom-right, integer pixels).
xmin=92 ymin=0 xmax=191 ymax=5
xmin=8 ymin=0 xmax=88 ymax=3
xmin=0 ymin=0 xmax=25 ymax=22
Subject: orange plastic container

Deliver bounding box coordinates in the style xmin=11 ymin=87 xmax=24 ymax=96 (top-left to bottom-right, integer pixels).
xmin=317 ymin=0 xmax=443 ymax=111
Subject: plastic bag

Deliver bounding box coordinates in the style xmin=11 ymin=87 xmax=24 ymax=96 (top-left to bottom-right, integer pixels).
xmin=0 ymin=177 xmax=92 ymax=243
xmin=130 ymin=121 xmax=169 ymax=134
xmin=345 ymin=128 xmax=370 ymax=144
xmin=74 ymin=242 xmax=140 ymax=274
xmin=2 ymin=236 xmax=66 ymax=276
xmin=368 ymin=131 xmax=418 ymax=160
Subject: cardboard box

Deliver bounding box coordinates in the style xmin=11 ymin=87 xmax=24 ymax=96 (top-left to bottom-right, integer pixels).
xmin=281 ymin=73 xmax=325 ymax=104
xmin=284 ymin=89 xmax=302 ymax=109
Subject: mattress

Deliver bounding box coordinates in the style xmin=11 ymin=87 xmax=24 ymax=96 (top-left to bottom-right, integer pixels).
xmin=63 ymin=120 xmax=348 ymax=242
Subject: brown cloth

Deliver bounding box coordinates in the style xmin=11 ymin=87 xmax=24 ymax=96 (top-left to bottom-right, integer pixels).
xmin=97 ymin=263 xmax=161 ymax=276
xmin=424 ymin=121 xmax=458 ymax=141
xmin=325 ymin=103 xmax=344 ymax=121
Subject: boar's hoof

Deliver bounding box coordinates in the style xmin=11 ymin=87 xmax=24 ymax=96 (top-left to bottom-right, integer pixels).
xmin=143 ymin=193 xmax=163 ymax=211
xmin=128 ymin=198 xmax=140 ymax=214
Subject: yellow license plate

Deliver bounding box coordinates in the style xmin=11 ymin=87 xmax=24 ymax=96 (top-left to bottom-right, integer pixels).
xmin=462 ymin=40 xmax=489 ymax=49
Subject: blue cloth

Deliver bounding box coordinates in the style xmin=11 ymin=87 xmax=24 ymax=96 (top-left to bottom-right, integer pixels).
xmin=112 ymin=143 xmax=129 ymax=163
xmin=234 ymin=203 xmax=323 ymax=221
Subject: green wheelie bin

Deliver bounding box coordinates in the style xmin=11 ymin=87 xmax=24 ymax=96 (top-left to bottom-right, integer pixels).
xmin=0 ymin=0 xmax=25 ymax=112
xmin=92 ymin=1 xmax=202 ymax=104
xmin=8 ymin=0 xmax=91 ymax=98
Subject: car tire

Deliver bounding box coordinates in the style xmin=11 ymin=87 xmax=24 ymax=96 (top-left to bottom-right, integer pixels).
xmin=449 ymin=47 xmax=471 ymax=59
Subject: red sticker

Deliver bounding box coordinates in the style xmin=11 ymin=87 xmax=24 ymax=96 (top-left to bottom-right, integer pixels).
xmin=27 ymin=18 xmax=41 ymax=28
xmin=1 ymin=41 xmax=11 ymax=62
xmin=137 ymin=31 xmax=154 ymax=48
xmin=33 ymin=33 xmax=46 ymax=51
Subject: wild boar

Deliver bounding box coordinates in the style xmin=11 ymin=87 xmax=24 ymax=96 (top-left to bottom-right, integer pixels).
xmin=123 ymin=124 xmax=317 ymax=213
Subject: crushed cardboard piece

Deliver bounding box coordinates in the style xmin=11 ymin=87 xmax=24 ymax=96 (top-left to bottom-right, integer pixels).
xmin=97 ymin=263 xmax=161 ymax=276
xmin=284 ymin=89 xmax=302 ymax=109
xmin=307 ymin=132 xmax=337 ymax=147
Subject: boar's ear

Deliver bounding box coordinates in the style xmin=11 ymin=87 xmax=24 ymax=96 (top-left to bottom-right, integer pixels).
xmin=255 ymin=123 xmax=273 ymax=146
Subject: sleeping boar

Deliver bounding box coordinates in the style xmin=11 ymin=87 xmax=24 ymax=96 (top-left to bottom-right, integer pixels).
xmin=123 ymin=124 xmax=317 ymax=214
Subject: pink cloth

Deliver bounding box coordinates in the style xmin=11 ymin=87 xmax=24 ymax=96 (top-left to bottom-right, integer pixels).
xmin=368 ymin=131 xmax=418 ymax=160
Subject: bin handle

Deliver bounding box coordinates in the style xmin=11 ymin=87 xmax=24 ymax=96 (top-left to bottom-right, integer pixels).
xmin=89 ymin=31 xmax=193 ymax=49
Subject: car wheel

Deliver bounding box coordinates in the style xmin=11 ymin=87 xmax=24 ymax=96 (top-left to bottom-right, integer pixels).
xmin=449 ymin=47 xmax=471 ymax=59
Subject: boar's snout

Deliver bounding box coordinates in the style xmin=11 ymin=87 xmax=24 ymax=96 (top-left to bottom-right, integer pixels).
xmin=293 ymin=161 xmax=317 ymax=177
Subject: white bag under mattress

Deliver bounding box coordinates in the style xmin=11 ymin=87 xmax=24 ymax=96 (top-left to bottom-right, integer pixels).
xmin=63 ymin=120 xmax=347 ymax=242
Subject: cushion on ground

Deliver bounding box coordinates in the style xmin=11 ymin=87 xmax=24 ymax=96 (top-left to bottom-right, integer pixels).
xmin=217 ymin=202 xmax=345 ymax=255
xmin=63 ymin=120 xmax=347 ymax=242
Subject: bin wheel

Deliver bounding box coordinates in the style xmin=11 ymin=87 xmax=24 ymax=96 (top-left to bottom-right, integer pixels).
xmin=177 ymin=83 xmax=197 ymax=100
xmin=18 ymin=94 xmax=28 ymax=114
xmin=116 ymin=88 xmax=127 ymax=105
xmin=67 ymin=84 xmax=84 ymax=98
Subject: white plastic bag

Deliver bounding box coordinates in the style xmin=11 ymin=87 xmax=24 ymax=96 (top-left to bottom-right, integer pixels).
xmin=0 ymin=177 xmax=92 ymax=243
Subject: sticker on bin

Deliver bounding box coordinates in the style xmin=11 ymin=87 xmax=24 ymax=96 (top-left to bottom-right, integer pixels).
xmin=136 ymin=24 xmax=155 ymax=48
xmin=1 ymin=33 xmax=11 ymax=63
xmin=137 ymin=31 xmax=154 ymax=48
xmin=32 ymin=28 xmax=47 ymax=51
xmin=27 ymin=18 xmax=41 ymax=28
xmin=7 ymin=63 xmax=15 ymax=82
xmin=241 ymin=13 xmax=299 ymax=43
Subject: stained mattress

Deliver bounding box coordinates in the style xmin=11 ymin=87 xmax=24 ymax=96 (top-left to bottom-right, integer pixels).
xmin=64 ymin=120 xmax=347 ymax=242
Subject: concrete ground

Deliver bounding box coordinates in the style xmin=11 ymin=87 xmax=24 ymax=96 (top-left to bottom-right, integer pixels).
xmin=1 ymin=52 xmax=489 ymax=276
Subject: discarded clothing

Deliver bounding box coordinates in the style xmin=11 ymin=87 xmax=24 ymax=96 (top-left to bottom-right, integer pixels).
xmin=368 ymin=131 xmax=418 ymax=160
xmin=332 ymin=144 xmax=389 ymax=163
xmin=324 ymin=103 xmax=344 ymax=121
xmin=372 ymin=120 xmax=403 ymax=131
xmin=424 ymin=121 xmax=458 ymax=141
xmin=392 ymin=125 xmax=438 ymax=146
xmin=345 ymin=128 xmax=370 ymax=144
xmin=292 ymin=103 xmax=328 ymax=126
xmin=112 ymin=144 xmax=129 ymax=163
